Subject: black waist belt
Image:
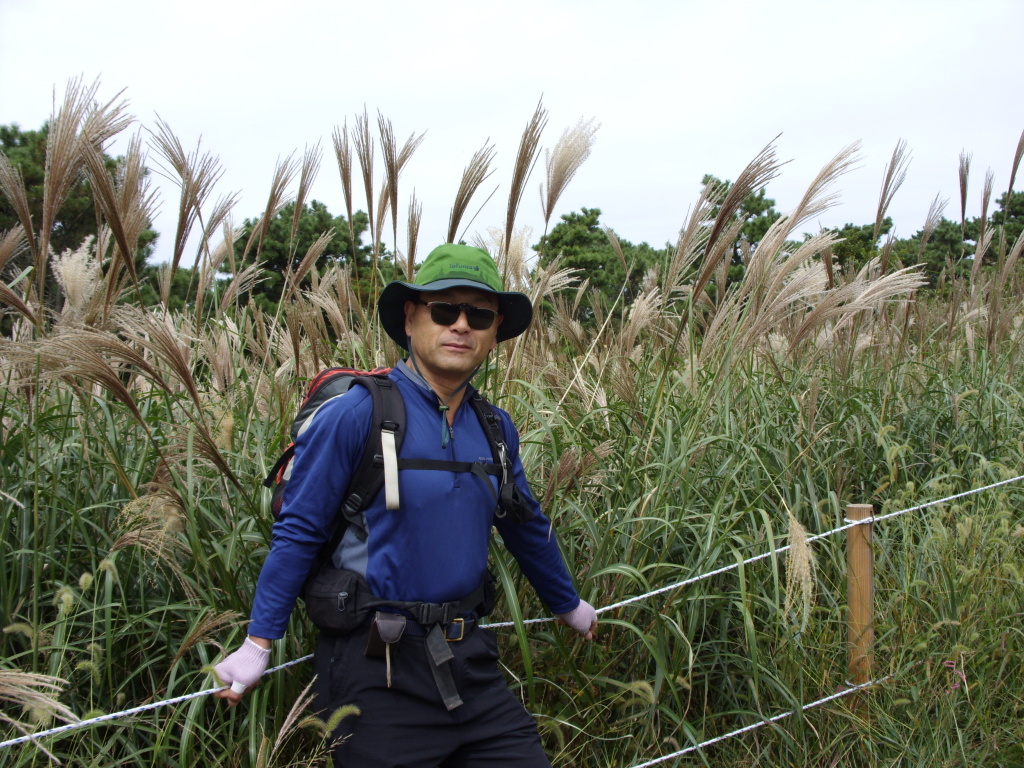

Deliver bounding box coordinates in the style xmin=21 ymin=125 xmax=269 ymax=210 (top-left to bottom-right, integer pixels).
xmin=364 ymin=580 xmax=486 ymax=626
xmin=401 ymin=616 xmax=476 ymax=641
xmin=363 ymin=583 xmax=486 ymax=711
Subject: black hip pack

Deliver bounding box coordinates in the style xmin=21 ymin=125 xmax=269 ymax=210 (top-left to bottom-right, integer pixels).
xmin=303 ymin=566 xmax=496 ymax=635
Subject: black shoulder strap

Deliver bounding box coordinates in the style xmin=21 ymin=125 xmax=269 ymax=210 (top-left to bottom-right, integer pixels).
xmin=339 ymin=375 xmax=405 ymax=529
xmin=313 ymin=375 xmax=404 ymax=563
xmin=468 ymin=391 xmax=507 ymax=468
xmin=467 ymin=392 xmax=536 ymax=524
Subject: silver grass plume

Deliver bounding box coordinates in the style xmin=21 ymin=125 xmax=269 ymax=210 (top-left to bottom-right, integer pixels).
xmin=291 ymin=142 xmax=323 ymax=245
xmin=448 ymin=140 xmax=497 ymax=244
xmin=971 ymin=170 xmax=994 ymax=287
xmin=332 ymin=121 xmax=358 ymax=261
xmin=874 ymin=139 xmax=910 ymax=244
xmin=959 ymin=150 xmax=971 ymax=238
xmin=540 ymin=117 xmax=599 ymax=235
xmin=407 ymin=190 xmax=422 ymax=275
xmin=84 ymin=133 xmax=160 ymax=313
xmin=38 ymin=78 xmax=131 ymax=304
xmin=0 ymin=669 xmax=78 ymax=757
xmin=353 ymin=108 xmax=376 ymax=252
xmin=286 ymin=230 xmax=336 ymax=304
xmin=378 ymin=111 xmax=426 ymax=256
xmin=1006 ymin=128 xmax=1024 ymax=206
xmin=787 ymin=141 xmax=860 ymax=231
xmin=504 ymin=99 xmax=548 ymax=264
xmin=0 ymin=225 xmax=27 ymax=275
xmin=919 ymin=193 xmax=948 ymax=258
xmin=51 ymin=235 xmax=102 ymax=317
xmin=149 ymin=116 xmax=226 ymax=278
xmin=240 ymin=152 xmax=299 ymax=263
xmin=783 ymin=506 xmax=816 ymax=632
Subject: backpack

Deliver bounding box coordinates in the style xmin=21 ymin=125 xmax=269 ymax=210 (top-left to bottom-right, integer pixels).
xmin=262 ymin=366 xmax=534 ymax=548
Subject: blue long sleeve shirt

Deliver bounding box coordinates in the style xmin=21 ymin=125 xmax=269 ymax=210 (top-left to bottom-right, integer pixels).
xmin=248 ymin=362 xmax=581 ymax=639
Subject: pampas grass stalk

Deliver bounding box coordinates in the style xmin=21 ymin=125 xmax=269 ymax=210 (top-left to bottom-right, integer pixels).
xmin=919 ymin=192 xmax=948 ymax=258
xmin=959 ymin=150 xmax=971 ymax=238
xmin=0 ymin=156 xmax=38 ymax=264
xmin=38 ymin=78 xmax=131 ymax=309
xmin=874 ymin=138 xmax=910 ymax=244
xmin=447 ymin=141 xmax=496 ymax=244
xmin=149 ymin=117 xmax=227 ymax=282
xmin=539 ymin=117 xmax=599 ymax=238
xmin=290 ymin=143 xmax=322 ymax=247
xmin=353 ymin=108 xmax=376 ymax=258
xmin=503 ymin=99 xmax=548 ymax=265
xmin=331 ymin=120 xmax=360 ymax=288
xmin=407 ymin=190 xmax=422 ymax=277
xmin=378 ymin=112 xmax=426 ymax=267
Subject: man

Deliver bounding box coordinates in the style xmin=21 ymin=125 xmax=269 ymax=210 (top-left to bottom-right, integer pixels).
xmin=214 ymin=244 xmax=596 ymax=767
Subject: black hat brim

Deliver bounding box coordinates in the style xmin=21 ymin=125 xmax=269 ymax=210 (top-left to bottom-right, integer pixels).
xmin=377 ymin=279 xmax=533 ymax=350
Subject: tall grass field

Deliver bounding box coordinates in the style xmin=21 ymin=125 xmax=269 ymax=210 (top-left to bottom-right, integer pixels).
xmin=2 ymin=81 xmax=1024 ymax=767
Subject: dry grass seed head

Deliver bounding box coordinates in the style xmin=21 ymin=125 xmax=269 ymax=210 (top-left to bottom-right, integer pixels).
xmin=787 ymin=141 xmax=860 ymax=231
xmin=241 ymin=151 xmax=299 ymax=263
xmin=783 ymin=505 xmax=816 ymax=632
xmin=39 ymin=78 xmax=131 ymax=290
xmin=407 ymin=190 xmax=422 ymax=274
xmin=540 ymin=117 xmax=599 ymax=227
xmin=173 ymin=609 xmax=243 ymax=665
xmin=448 ymin=140 xmax=497 ymax=244
xmin=494 ymin=227 xmax=532 ymax=293
xmin=665 ymin=192 xmax=717 ymax=298
xmin=701 ymin=139 xmax=782 ymax=273
xmin=220 ymin=261 xmax=265 ymax=313
xmin=0 ymin=155 xmax=38 ymax=260
xmin=378 ymin=111 xmax=427 ymax=252
xmin=291 ymin=142 xmax=322 ymax=244
xmin=919 ymin=193 xmax=948 ymax=256
xmin=82 ymin=133 xmax=156 ymax=297
xmin=617 ymin=287 xmax=662 ymax=355
xmin=0 ymin=669 xmax=78 ymax=747
xmin=0 ymin=222 xmax=28 ymax=276
xmin=353 ymin=108 xmax=376 ymax=246
xmin=332 ymin=121 xmax=357 ymax=254
xmin=51 ymin=235 xmax=102 ymax=317
xmin=149 ymin=116 xmax=227 ymax=274
xmin=959 ymin=150 xmax=972 ymax=231
xmin=504 ymin=99 xmax=548 ymax=262
xmin=285 ymin=230 xmax=336 ymax=304
xmin=113 ymin=489 xmax=191 ymax=594
xmin=550 ymin=296 xmax=587 ymax=354
xmin=874 ymin=138 xmax=910 ymax=242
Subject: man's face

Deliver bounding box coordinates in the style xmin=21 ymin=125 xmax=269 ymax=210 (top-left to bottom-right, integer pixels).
xmin=403 ymin=287 xmax=503 ymax=383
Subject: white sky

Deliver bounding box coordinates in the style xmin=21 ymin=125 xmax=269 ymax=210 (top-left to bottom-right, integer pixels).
xmin=1 ymin=0 xmax=1022 ymax=267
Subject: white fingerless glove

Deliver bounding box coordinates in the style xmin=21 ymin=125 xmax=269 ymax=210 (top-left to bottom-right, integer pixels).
xmin=214 ymin=637 xmax=270 ymax=693
xmin=556 ymin=599 xmax=597 ymax=636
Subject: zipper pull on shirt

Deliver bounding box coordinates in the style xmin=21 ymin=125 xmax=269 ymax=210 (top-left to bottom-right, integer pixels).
xmin=439 ymin=405 xmax=451 ymax=448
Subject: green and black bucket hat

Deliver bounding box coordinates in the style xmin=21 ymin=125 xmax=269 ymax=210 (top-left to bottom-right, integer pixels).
xmin=377 ymin=244 xmax=533 ymax=349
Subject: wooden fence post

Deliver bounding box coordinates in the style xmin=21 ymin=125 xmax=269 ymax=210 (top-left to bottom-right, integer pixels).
xmin=846 ymin=503 xmax=875 ymax=697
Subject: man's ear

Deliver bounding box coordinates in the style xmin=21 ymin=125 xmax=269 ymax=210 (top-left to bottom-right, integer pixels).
xmin=404 ymin=300 xmax=417 ymax=336
xmin=490 ymin=314 xmax=503 ymax=351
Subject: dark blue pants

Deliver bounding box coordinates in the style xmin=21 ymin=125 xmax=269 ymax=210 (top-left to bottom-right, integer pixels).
xmin=312 ymin=624 xmax=551 ymax=767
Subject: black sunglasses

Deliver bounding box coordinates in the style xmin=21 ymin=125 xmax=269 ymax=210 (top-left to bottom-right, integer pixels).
xmin=417 ymin=300 xmax=499 ymax=330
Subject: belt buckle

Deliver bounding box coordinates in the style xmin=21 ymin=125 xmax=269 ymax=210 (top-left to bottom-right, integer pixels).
xmin=446 ymin=618 xmax=465 ymax=642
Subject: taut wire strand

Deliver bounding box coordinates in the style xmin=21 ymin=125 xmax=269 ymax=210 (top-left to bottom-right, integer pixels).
xmin=1 ymin=473 xmax=1019 ymax=752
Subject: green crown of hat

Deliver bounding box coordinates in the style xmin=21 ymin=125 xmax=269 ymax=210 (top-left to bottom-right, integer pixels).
xmin=377 ymin=244 xmax=533 ymax=349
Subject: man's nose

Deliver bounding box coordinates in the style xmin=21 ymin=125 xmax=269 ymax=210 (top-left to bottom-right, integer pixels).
xmin=449 ymin=307 xmax=472 ymax=331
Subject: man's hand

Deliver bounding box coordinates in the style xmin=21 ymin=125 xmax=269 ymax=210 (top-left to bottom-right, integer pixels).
xmin=213 ymin=637 xmax=271 ymax=706
xmin=556 ymin=600 xmax=598 ymax=641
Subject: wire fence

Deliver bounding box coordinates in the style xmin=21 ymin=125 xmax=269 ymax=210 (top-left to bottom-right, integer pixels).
xmin=3 ymin=473 xmax=1022 ymax=761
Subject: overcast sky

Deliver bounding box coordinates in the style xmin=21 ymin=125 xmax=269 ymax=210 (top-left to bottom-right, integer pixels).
xmin=2 ymin=0 xmax=1022 ymax=267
